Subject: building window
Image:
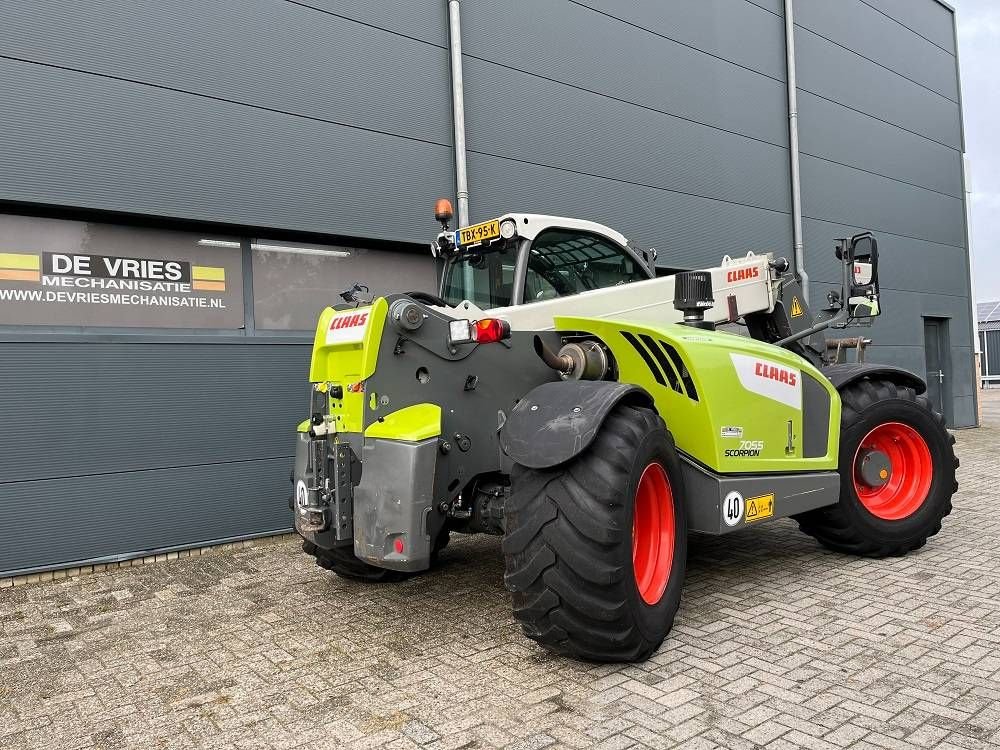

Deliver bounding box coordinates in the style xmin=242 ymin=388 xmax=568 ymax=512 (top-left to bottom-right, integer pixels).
xmin=250 ymin=240 xmax=436 ymax=331
xmin=0 ymin=214 xmax=244 ymax=329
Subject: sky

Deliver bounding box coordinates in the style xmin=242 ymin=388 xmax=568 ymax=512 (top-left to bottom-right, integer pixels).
xmin=951 ymin=0 xmax=1000 ymax=303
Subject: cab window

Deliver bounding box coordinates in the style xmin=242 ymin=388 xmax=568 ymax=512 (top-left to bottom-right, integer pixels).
xmin=523 ymin=229 xmax=647 ymax=302
xmin=441 ymin=239 xmax=518 ymax=308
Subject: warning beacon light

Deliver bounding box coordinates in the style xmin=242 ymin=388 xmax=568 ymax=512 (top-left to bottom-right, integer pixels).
xmin=435 ymin=198 xmax=454 ymax=229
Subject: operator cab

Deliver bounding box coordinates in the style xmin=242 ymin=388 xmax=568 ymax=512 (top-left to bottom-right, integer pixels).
xmin=431 ymin=201 xmax=657 ymax=309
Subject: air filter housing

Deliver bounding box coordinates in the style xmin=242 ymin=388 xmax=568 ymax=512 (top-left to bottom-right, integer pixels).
xmin=673 ymin=271 xmax=716 ymax=330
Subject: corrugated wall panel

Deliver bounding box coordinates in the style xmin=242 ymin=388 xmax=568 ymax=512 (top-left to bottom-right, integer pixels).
xmin=460 ymin=0 xmax=789 ymax=145
xmin=794 ymin=0 xmax=958 ymax=99
xmin=553 ymin=0 xmax=788 ymax=80
xmin=802 ymin=217 xmax=970 ymax=298
xmin=295 ymin=0 xmax=449 ymax=45
xmin=0 ymin=341 xmax=311 ymax=483
xmin=794 ymin=25 xmax=961 ymax=149
xmin=799 ymin=156 xmax=966 ymax=247
xmin=840 ymin=289 xmax=972 ymax=350
xmin=0 ymin=0 xmax=452 ymax=244
xmin=797 ymin=91 xmax=963 ymax=199
xmin=467 ymin=153 xmax=792 ymax=271
xmin=861 ymin=0 xmax=957 ymax=54
xmin=0 ymin=59 xmax=453 ymax=246
xmin=462 ymin=58 xmax=791 ymax=216
xmin=987 ymin=331 xmax=1000 ymax=375
xmin=0 ymin=458 xmax=293 ymax=574
xmin=0 ymin=0 xmax=452 ymax=147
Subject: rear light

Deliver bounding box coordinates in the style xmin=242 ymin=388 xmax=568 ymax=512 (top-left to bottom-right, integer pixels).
xmin=474 ymin=318 xmax=511 ymax=343
xmin=448 ymin=318 xmax=512 ymax=345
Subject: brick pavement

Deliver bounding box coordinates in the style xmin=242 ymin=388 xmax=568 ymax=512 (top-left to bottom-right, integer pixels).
xmin=1 ymin=394 xmax=998 ymax=749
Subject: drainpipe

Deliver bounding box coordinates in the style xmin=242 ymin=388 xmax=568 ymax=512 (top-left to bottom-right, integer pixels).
xmin=784 ymin=0 xmax=809 ymax=305
xmin=447 ymin=0 xmax=470 ymax=228
xmin=446 ymin=0 xmax=474 ymax=292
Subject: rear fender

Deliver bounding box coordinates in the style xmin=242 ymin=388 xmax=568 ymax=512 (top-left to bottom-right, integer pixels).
xmin=500 ymin=381 xmax=653 ymax=469
xmin=824 ymin=363 xmax=926 ymax=395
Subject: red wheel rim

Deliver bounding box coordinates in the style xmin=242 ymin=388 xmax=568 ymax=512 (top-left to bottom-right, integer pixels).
xmin=852 ymin=422 xmax=933 ymax=521
xmin=632 ymin=462 xmax=675 ymax=606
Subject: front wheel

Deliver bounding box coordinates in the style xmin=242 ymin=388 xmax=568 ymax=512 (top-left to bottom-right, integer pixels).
xmin=796 ymin=379 xmax=957 ymax=557
xmin=502 ymin=404 xmax=687 ymax=662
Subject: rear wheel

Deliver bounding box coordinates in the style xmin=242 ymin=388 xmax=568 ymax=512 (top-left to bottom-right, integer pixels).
xmin=796 ymin=379 xmax=957 ymax=557
xmin=502 ymin=404 xmax=687 ymax=662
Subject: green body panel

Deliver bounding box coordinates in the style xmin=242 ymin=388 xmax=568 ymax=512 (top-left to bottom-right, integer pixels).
xmin=308 ymin=298 xmax=388 ymax=434
xmin=364 ymin=403 xmax=443 ymax=441
xmin=555 ymin=316 xmax=841 ymax=473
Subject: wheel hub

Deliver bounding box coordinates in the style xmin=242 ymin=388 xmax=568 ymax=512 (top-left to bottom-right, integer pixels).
xmin=852 ymin=422 xmax=933 ymax=521
xmin=856 ymin=448 xmax=892 ymax=489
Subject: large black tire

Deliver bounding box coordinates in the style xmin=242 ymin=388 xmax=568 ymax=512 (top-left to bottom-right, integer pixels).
xmin=303 ymin=530 xmax=450 ymax=583
xmin=796 ymin=379 xmax=957 ymax=557
xmin=502 ymin=404 xmax=687 ymax=662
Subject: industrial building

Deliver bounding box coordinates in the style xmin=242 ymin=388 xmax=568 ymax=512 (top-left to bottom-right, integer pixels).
xmin=979 ymin=301 xmax=1000 ymax=388
xmin=0 ymin=0 xmax=976 ymax=576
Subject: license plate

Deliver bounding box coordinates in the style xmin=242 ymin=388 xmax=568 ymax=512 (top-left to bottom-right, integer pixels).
xmin=456 ymin=219 xmax=501 ymax=247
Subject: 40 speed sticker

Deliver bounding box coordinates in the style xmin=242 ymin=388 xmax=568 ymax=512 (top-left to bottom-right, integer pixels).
xmin=722 ymin=491 xmax=744 ymax=527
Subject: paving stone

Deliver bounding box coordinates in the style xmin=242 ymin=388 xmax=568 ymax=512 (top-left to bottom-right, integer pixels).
xmin=1 ymin=395 xmax=999 ymax=749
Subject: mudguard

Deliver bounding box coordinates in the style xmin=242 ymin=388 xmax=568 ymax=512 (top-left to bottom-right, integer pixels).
xmin=500 ymin=381 xmax=653 ymax=469
xmin=823 ymin=363 xmax=926 ymax=395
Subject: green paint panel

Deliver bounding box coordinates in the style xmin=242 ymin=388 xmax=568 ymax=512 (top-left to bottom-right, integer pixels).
xmin=364 ymin=403 xmax=442 ymax=442
xmin=556 ymin=316 xmax=840 ymax=473
xmin=307 ymin=298 xmax=388 ymax=434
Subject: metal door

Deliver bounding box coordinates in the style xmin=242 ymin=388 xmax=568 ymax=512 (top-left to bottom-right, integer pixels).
xmin=923 ymin=318 xmax=949 ymax=421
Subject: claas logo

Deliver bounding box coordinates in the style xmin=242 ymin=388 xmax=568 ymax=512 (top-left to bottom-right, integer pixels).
xmin=330 ymin=312 xmax=369 ymax=331
xmin=726 ymin=267 xmax=759 ymax=283
xmin=755 ymin=361 xmax=797 ymax=387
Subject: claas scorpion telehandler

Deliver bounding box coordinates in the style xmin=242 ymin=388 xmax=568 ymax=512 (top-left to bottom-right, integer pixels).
xmin=291 ymin=199 xmax=957 ymax=662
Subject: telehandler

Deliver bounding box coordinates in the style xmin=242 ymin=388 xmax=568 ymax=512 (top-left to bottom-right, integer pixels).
xmin=292 ymin=200 xmax=957 ymax=661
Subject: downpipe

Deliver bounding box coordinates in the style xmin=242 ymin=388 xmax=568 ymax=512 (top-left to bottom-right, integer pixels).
xmin=784 ymin=0 xmax=809 ymax=305
xmin=446 ymin=0 xmax=475 ymax=291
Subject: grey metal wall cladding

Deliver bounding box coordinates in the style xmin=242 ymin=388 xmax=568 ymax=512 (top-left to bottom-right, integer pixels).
xmin=461 ymin=59 xmax=791 ymax=214
xmin=794 ymin=0 xmax=959 ymax=100
xmin=846 ymin=289 xmax=972 ymax=349
xmin=1 ymin=0 xmax=453 ymax=148
xmin=0 ymin=59 xmax=453 ymax=246
xmin=797 ymin=92 xmax=963 ymax=199
xmin=862 ymin=0 xmax=957 ymax=54
xmin=853 ymin=343 xmax=974 ymax=400
xmin=460 ymin=0 xmax=788 ymax=146
xmin=542 ymin=0 xmax=788 ymax=80
xmin=794 ymin=26 xmax=961 ymax=149
xmin=953 ymin=395 xmax=974 ymax=429
xmin=985 ymin=331 xmax=1000 ymax=373
xmin=0 ymin=458 xmax=293 ymax=574
xmin=799 ymin=157 xmax=965 ymax=248
xmin=0 ymin=341 xmax=312 ymax=484
xmin=294 ymin=0 xmax=449 ymax=46
xmin=802 ymin=217 xmax=970 ymax=298
xmin=467 ymin=153 xmax=793 ymax=270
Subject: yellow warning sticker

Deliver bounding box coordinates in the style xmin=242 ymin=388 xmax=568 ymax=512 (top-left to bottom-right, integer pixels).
xmin=744 ymin=493 xmax=775 ymax=523
xmin=790 ymin=296 xmax=805 ymax=318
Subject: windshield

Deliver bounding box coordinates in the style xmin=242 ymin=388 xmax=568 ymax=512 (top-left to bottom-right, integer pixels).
xmin=441 ymin=238 xmax=520 ymax=308
xmin=441 ymin=228 xmax=648 ymax=308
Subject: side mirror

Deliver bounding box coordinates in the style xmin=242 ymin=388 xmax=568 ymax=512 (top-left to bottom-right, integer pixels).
xmin=847 ymin=233 xmax=880 ymax=320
